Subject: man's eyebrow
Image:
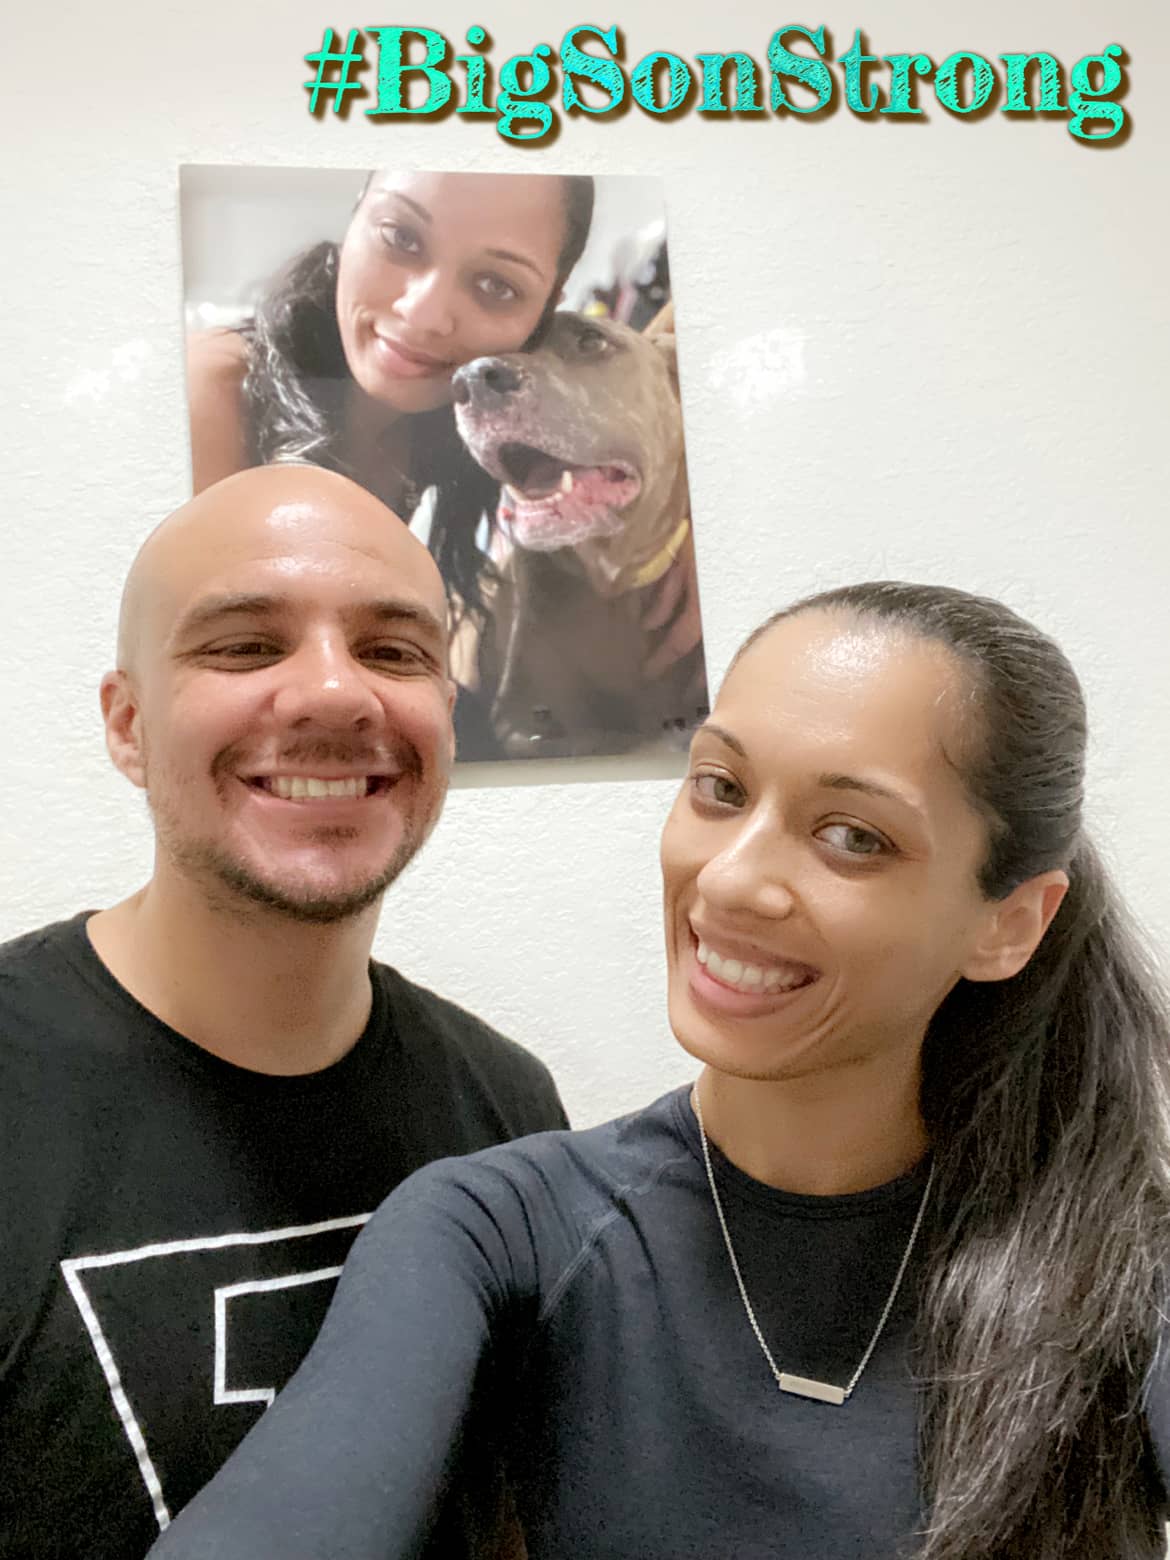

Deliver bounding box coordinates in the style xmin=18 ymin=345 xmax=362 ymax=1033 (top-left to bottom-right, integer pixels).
xmin=365 ymin=599 xmax=446 ymax=641
xmin=171 ymin=594 xmax=446 ymax=642
xmin=171 ymin=594 xmax=282 ymax=638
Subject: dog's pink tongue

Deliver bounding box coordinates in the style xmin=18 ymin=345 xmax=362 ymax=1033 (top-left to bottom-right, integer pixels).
xmin=501 ymin=467 xmax=641 ymax=552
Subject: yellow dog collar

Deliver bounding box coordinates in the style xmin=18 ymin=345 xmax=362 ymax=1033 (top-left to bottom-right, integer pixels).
xmin=628 ymin=516 xmax=691 ymax=591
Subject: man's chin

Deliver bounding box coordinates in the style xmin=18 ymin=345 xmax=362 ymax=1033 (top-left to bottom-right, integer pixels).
xmin=220 ymin=875 xmax=389 ymax=925
xmin=193 ymin=846 xmax=418 ymax=925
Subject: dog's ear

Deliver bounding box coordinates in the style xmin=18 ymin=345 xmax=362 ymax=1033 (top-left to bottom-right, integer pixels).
xmin=651 ymin=332 xmax=679 ymax=395
xmin=644 ymin=300 xmax=675 ymax=337
xmin=644 ymin=300 xmax=679 ymax=393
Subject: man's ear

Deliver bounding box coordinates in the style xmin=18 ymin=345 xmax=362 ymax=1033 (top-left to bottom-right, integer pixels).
xmin=961 ymin=869 xmax=1069 ymax=983
xmin=100 ymin=670 xmax=147 ymax=789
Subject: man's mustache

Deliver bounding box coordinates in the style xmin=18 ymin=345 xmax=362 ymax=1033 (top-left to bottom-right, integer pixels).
xmin=214 ymin=738 xmax=424 ymax=779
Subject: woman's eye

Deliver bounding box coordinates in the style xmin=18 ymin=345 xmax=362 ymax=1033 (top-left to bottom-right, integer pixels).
xmin=379 ymin=221 xmax=423 ymax=258
xmin=691 ymin=772 xmax=745 ymax=809
xmin=816 ymin=822 xmax=890 ymax=858
xmin=474 ymin=273 xmax=520 ymax=305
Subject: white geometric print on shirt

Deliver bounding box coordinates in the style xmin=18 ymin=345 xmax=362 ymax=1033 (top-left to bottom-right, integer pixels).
xmin=60 ymin=1214 xmax=372 ymax=1533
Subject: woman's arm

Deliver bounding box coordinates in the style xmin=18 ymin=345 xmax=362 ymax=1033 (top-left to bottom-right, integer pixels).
xmin=186 ymin=329 xmax=251 ymax=493
xmin=1143 ymin=1336 xmax=1170 ymax=1509
xmin=148 ymin=1157 xmax=532 ymax=1558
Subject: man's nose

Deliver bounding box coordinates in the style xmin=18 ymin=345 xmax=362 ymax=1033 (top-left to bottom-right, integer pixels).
xmin=272 ymin=642 xmax=383 ymax=730
xmin=392 ymin=269 xmax=457 ymax=337
xmin=696 ymin=817 xmax=798 ymax=920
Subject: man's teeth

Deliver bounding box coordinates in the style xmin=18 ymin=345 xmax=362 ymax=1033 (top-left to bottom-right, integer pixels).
xmin=265 ymin=776 xmax=369 ymax=800
xmin=560 ymin=469 xmax=574 ymax=494
xmin=696 ymin=941 xmax=811 ymax=994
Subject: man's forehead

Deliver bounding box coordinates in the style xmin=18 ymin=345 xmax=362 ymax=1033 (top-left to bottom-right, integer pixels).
xmin=162 ymin=514 xmax=443 ymax=610
xmin=169 ymin=558 xmax=446 ymax=634
xmin=247 ymin=499 xmax=405 ymax=553
xmin=193 ymin=499 xmax=419 ymax=565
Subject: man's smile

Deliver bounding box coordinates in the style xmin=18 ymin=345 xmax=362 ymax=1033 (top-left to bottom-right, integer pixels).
xmin=244 ymin=773 xmax=402 ymax=802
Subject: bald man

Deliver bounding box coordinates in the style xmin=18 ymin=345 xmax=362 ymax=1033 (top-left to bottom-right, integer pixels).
xmin=0 ymin=467 xmax=566 ymax=1558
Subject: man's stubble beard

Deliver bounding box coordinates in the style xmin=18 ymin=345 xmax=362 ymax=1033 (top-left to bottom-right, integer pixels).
xmin=186 ymin=832 xmax=424 ymax=923
xmin=146 ymin=762 xmax=446 ymax=926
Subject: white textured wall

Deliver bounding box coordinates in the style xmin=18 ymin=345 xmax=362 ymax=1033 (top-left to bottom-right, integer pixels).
xmin=2 ymin=0 xmax=1166 ymax=1128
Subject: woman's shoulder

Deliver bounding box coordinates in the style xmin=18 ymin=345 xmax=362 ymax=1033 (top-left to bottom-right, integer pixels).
xmin=401 ymin=1087 xmax=695 ymax=1222
xmin=187 ymin=326 xmax=249 ymax=378
xmin=185 ymin=328 xmax=251 ymax=491
xmin=1143 ymin=1329 xmax=1170 ymax=1494
xmin=352 ymin=1090 xmax=696 ymax=1302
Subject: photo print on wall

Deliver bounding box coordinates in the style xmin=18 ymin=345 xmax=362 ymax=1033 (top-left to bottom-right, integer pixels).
xmin=179 ymin=165 xmax=709 ymax=766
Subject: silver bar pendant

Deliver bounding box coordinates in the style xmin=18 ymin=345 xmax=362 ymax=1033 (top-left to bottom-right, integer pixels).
xmin=778 ymin=1373 xmax=847 ymax=1406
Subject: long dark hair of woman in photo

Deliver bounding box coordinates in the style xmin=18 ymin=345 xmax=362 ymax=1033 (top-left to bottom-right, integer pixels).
xmin=151 ymin=580 xmax=1170 ymax=1560
xmin=239 ymin=174 xmax=594 ymax=628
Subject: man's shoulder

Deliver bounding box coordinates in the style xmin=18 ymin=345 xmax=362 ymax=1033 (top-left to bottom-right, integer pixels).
xmin=0 ymin=912 xmax=83 ymax=961
xmin=0 ymin=913 xmax=122 ymax=1073
xmin=0 ymin=914 xmax=92 ymax=1007
xmin=374 ymin=961 xmax=526 ymax=1056
xmin=372 ymin=961 xmax=568 ymax=1130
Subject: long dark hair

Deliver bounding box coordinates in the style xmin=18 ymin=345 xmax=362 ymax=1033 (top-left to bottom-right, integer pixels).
xmin=240 ymin=174 xmax=595 ymax=622
xmin=737 ymin=582 xmax=1170 ymax=1557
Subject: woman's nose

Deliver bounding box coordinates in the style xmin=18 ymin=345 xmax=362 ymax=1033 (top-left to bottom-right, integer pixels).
xmin=696 ymin=822 xmax=798 ymax=920
xmin=393 ymin=269 xmax=458 ymax=338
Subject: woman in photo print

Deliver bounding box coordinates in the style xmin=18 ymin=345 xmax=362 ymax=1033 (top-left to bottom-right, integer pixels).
xmin=150 ymin=581 xmax=1170 ymax=1560
xmin=186 ymin=169 xmax=594 ymax=683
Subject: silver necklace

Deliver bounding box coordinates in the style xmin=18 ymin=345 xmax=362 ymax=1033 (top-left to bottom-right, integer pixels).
xmin=693 ymin=1088 xmax=934 ymax=1406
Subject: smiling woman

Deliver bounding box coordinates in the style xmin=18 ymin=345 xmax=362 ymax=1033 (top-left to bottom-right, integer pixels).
xmin=149 ymin=579 xmax=1170 ymax=1560
xmin=333 ymin=174 xmax=569 ymax=417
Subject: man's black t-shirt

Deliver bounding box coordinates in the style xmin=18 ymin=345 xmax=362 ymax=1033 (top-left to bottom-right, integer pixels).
xmin=0 ymin=913 xmax=567 ymax=1558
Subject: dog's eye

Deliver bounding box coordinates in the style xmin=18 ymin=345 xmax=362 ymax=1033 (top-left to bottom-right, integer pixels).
xmin=575 ymin=327 xmax=610 ymax=358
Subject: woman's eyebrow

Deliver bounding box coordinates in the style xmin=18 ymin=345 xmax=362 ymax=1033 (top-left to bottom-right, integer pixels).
xmin=480 ymin=246 xmax=547 ymax=278
xmin=381 ymin=192 xmax=431 ymax=225
xmin=695 ymin=722 xmax=747 ymax=758
xmin=378 ymin=190 xmax=547 ymax=278
xmin=819 ymin=772 xmax=923 ymax=815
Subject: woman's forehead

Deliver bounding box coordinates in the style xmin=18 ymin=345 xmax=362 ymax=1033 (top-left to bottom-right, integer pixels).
xmin=717 ymin=612 xmax=973 ymax=771
xmin=365 ymin=171 xmax=565 ymax=256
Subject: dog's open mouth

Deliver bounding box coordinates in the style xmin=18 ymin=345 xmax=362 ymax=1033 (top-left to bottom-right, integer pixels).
xmin=497 ymin=442 xmax=641 ymax=515
xmin=492 ymin=442 xmax=643 ymax=550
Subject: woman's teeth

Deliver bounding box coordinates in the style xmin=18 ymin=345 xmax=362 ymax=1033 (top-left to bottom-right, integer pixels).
xmin=263 ymin=776 xmax=369 ymax=800
xmin=696 ymin=941 xmax=812 ymax=994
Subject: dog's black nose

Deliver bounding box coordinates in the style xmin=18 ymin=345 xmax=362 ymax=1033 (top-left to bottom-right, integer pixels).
xmin=452 ymin=357 xmax=526 ymax=408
